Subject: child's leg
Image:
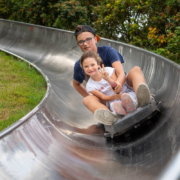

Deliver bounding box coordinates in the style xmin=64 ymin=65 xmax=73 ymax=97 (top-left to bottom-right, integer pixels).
xmin=110 ymin=101 xmax=127 ymax=116
xmin=121 ymin=92 xmax=137 ymax=113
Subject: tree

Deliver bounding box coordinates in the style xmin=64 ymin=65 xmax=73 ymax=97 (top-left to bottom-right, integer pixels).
xmin=53 ymin=0 xmax=88 ymax=30
xmin=93 ymin=0 xmax=180 ymax=54
xmin=0 ymin=0 xmax=14 ymax=19
xmin=9 ymin=0 xmax=89 ymax=31
xmin=93 ymin=0 xmax=148 ymax=44
xmin=1 ymin=0 xmax=180 ymax=64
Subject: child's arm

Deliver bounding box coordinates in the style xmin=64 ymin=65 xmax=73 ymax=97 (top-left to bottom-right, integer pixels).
xmin=100 ymin=65 xmax=118 ymax=88
xmin=90 ymin=89 xmax=122 ymax=102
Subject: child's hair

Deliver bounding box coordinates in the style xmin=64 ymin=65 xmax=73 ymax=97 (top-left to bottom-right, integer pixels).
xmin=80 ymin=50 xmax=104 ymax=81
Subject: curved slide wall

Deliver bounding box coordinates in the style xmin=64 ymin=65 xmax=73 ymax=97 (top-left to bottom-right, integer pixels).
xmin=0 ymin=19 xmax=180 ymax=180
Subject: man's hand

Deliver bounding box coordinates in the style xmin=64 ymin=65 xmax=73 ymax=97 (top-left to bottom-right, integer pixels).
xmin=113 ymin=82 xmax=122 ymax=94
xmin=100 ymin=64 xmax=109 ymax=81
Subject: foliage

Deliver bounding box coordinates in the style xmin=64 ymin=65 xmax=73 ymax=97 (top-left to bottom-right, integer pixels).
xmin=1 ymin=0 xmax=180 ymax=64
xmin=93 ymin=0 xmax=149 ymax=43
xmin=53 ymin=0 xmax=87 ymax=30
xmin=9 ymin=0 xmax=56 ymax=26
xmin=154 ymin=26 xmax=180 ymax=63
xmin=0 ymin=0 xmax=14 ymax=19
xmin=52 ymin=0 xmax=100 ymax=30
xmin=93 ymin=0 xmax=180 ymax=63
xmin=147 ymin=27 xmax=166 ymax=48
xmin=77 ymin=0 xmax=101 ymax=26
xmin=3 ymin=0 xmax=91 ymax=31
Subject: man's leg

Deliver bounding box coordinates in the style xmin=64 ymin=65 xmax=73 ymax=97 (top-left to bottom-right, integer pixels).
xmin=83 ymin=95 xmax=120 ymax=125
xmin=83 ymin=95 xmax=109 ymax=113
xmin=127 ymin=66 xmax=151 ymax=107
xmin=126 ymin=66 xmax=145 ymax=93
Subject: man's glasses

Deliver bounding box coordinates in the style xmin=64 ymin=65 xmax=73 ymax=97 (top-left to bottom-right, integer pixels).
xmin=77 ymin=36 xmax=94 ymax=46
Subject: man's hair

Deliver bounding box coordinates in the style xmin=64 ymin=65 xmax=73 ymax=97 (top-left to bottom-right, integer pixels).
xmin=74 ymin=25 xmax=96 ymax=39
xmin=74 ymin=25 xmax=100 ymax=42
xmin=80 ymin=50 xmax=104 ymax=81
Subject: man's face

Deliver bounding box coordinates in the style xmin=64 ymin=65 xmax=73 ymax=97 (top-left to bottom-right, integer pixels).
xmin=77 ymin=32 xmax=97 ymax=52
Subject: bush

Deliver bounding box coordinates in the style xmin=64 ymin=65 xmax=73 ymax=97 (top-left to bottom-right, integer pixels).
xmin=154 ymin=26 xmax=180 ymax=63
xmin=53 ymin=0 xmax=87 ymax=30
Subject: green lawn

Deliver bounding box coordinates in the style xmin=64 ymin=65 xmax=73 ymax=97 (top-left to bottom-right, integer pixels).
xmin=0 ymin=51 xmax=47 ymax=131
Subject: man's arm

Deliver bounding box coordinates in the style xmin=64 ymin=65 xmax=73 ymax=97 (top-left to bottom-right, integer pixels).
xmin=73 ymin=79 xmax=89 ymax=97
xmin=112 ymin=61 xmax=126 ymax=93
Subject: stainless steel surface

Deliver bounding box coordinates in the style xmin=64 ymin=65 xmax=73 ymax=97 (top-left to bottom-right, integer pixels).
xmin=0 ymin=19 xmax=180 ymax=180
xmin=159 ymin=151 xmax=180 ymax=180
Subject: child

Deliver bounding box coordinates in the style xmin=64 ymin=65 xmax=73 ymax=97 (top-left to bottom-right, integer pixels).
xmin=80 ymin=50 xmax=137 ymax=125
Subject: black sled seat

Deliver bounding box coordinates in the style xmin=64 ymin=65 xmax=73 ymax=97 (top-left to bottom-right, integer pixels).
xmin=104 ymin=99 xmax=162 ymax=138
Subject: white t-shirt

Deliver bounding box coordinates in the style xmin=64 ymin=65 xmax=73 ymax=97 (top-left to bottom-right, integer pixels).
xmin=86 ymin=67 xmax=130 ymax=102
xmin=86 ymin=67 xmax=115 ymax=96
xmin=86 ymin=67 xmax=137 ymax=111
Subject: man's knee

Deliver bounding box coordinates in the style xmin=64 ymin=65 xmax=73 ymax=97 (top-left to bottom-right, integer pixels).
xmin=83 ymin=95 xmax=99 ymax=107
xmin=127 ymin=66 xmax=144 ymax=87
xmin=129 ymin=66 xmax=142 ymax=74
xmin=83 ymin=96 xmax=89 ymax=106
xmin=128 ymin=66 xmax=143 ymax=80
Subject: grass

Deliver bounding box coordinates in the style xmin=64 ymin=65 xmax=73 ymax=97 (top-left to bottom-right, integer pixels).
xmin=0 ymin=51 xmax=47 ymax=131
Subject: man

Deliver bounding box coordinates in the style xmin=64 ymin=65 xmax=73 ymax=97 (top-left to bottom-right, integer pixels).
xmin=73 ymin=25 xmax=151 ymax=125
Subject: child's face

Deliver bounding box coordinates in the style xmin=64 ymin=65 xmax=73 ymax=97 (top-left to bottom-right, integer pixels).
xmin=83 ymin=57 xmax=100 ymax=77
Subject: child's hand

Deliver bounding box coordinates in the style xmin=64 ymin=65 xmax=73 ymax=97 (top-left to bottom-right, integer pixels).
xmin=100 ymin=64 xmax=109 ymax=81
xmin=115 ymin=93 xmax=122 ymax=100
